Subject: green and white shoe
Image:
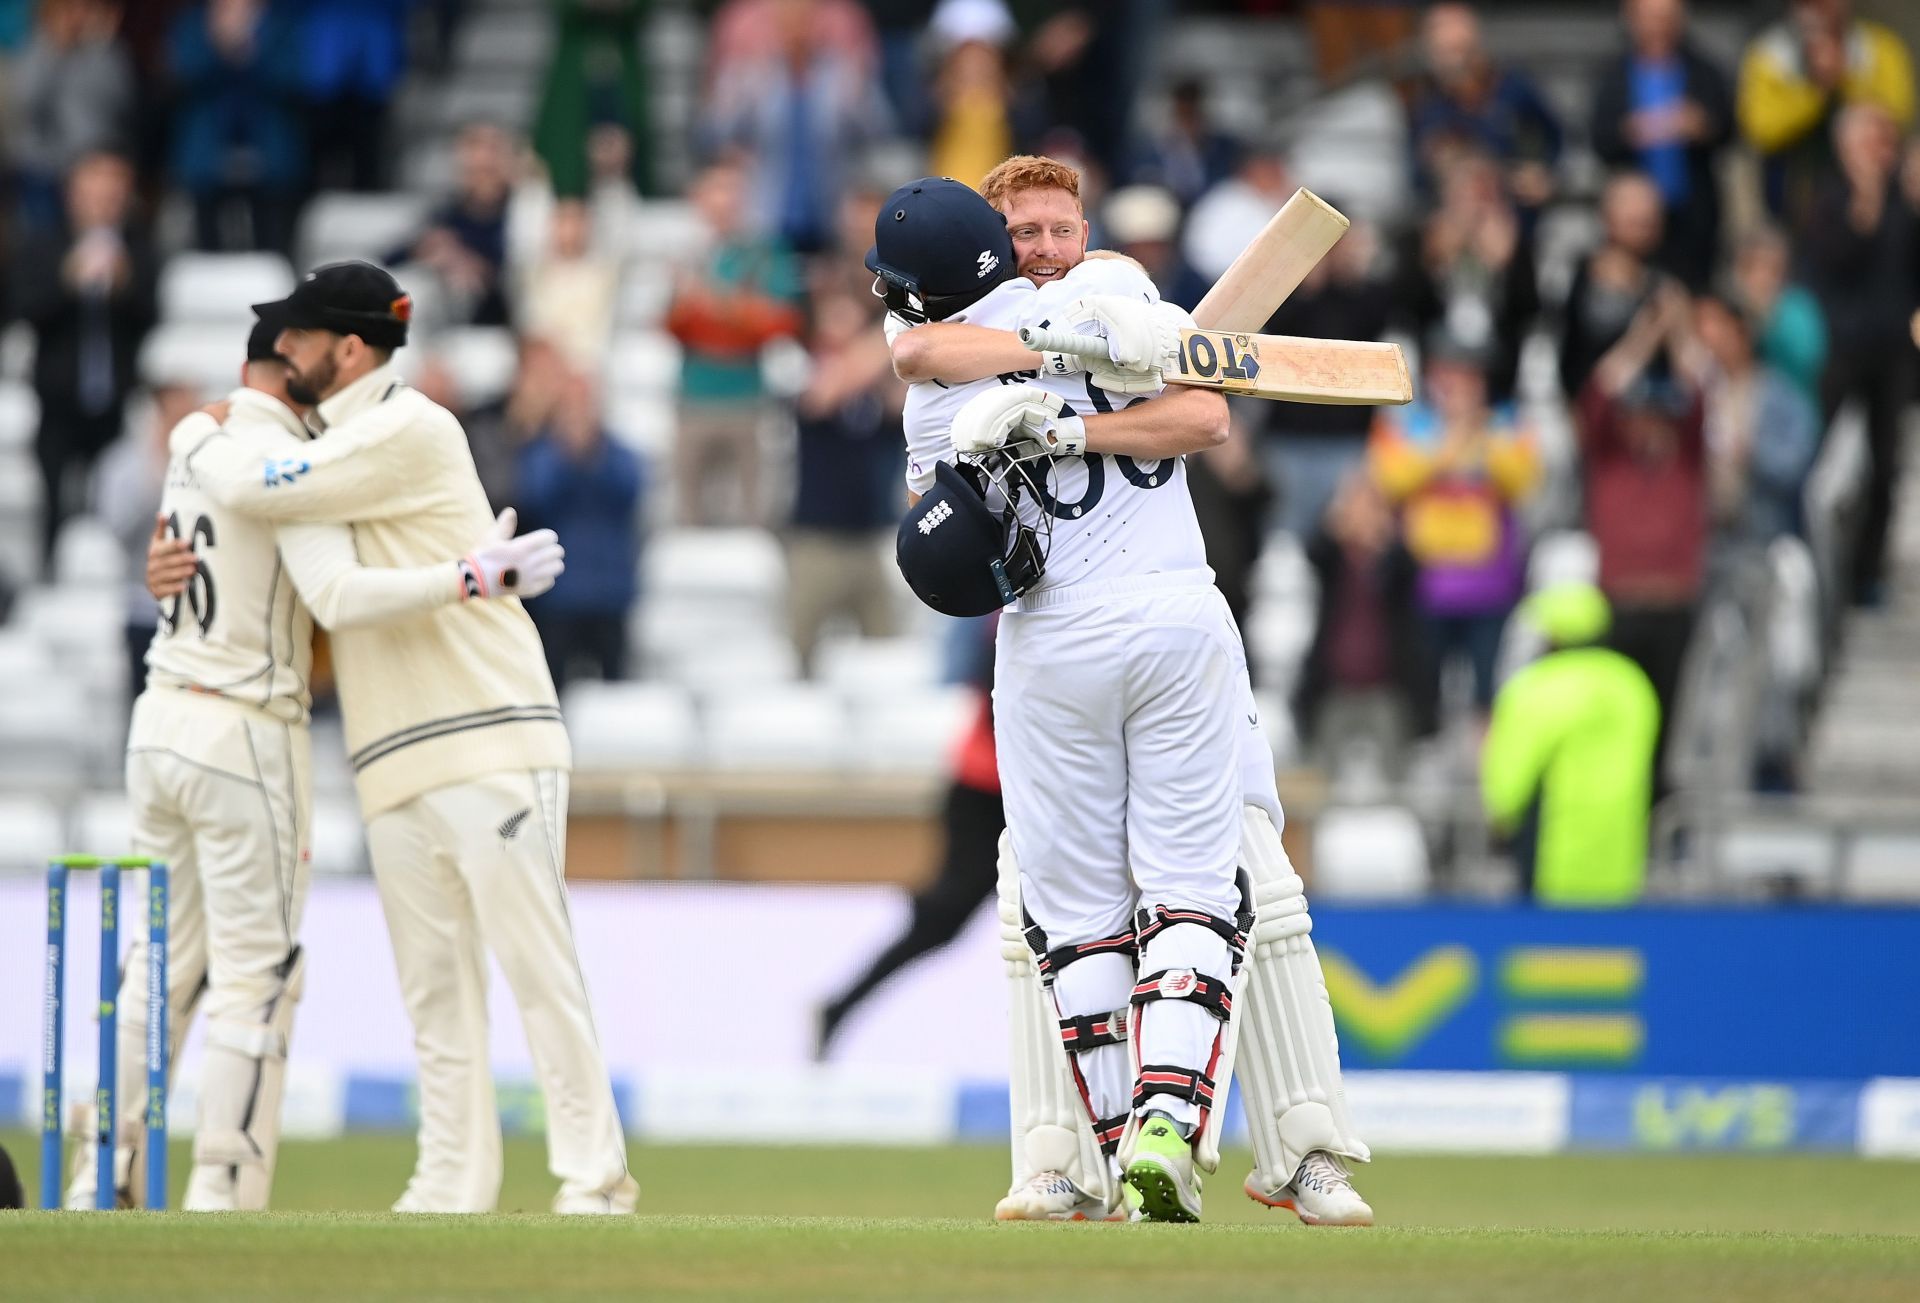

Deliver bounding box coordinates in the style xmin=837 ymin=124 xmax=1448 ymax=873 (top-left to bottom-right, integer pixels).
xmin=1123 ymin=1116 xmax=1202 ymax=1223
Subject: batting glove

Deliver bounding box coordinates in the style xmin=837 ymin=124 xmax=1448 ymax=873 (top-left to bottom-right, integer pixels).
xmin=458 ymin=508 xmax=566 ymax=601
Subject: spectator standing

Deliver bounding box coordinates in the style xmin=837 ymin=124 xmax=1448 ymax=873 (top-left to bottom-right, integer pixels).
xmin=1688 ymin=291 xmax=1821 ymax=556
xmin=1397 ymin=149 xmax=1538 ymax=405
xmin=1559 ymin=171 xmax=1675 ymax=399
xmin=1481 ymin=582 xmax=1659 ymax=905
xmin=463 ymin=336 xmax=572 ymax=513
xmin=1132 ymin=77 xmax=1240 ymax=212
xmin=1731 ymin=224 xmax=1828 ymax=408
xmin=1802 ymin=104 xmax=1916 ymax=606
xmin=515 ymin=199 xmax=622 ymax=373
xmin=169 ymin=0 xmax=306 ymax=254
xmin=1181 ymin=142 xmax=1295 ymax=287
xmin=1294 ymin=471 xmax=1434 ymax=783
xmin=1737 ymin=0 xmax=1914 ymax=232
xmin=517 ymin=370 xmax=642 ymax=690
xmin=926 ymin=5 xmax=1021 ymax=192
xmin=1370 ymin=334 xmax=1540 ymax=717
xmin=8 ymin=0 xmax=132 ymax=231
xmin=1254 ymin=217 xmax=1395 ymax=537
xmin=1590 ymin=0 xmax=1734 ymax=287
xmin=665 ymin=158 xmax=804 ymax=526
xmin=1408 ymin=1 xmax=1561 ymax=215
xmin=534 ymin=0 xmax=653 ymax=200
xmin=1101 ymin=184 xmax=1205 ymax=311
xmin=300 ymin=0 xmax=409 ymax=191
xmin=1577 ymin=286 xmax=1706 ymax=787
xmin=703 ymin=0 xmax=887 ymax=254
xmin=786 ymin=287 xmax=903 ymax=674
xmin=388 ymin=121 xmax=520 ymax=327
xmin=14 ymin=152 xmax=157 ymax=574
xmin=91 ymin=381 xmax=202 ymax=704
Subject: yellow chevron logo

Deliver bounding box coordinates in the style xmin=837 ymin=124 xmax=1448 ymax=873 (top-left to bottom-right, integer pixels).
xmin=1320 ymin=945 xmax=1479 ymax=1060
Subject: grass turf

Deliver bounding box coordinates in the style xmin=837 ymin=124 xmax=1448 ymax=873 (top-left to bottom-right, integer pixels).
xmin=4 ymin=1133 xmax=1919 ymax=1301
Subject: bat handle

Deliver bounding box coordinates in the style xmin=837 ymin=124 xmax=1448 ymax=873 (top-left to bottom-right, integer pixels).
xmin=1017 ymin=325 xmax=1108 ymax=360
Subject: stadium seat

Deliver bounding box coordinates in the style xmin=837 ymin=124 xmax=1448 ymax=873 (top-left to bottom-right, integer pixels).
xmin=1249 ymin=685 xmax=1298 ymax=766
xmin=158 ymin=253 xmax=295 ymax=325
xmin=847 ymin=685 xmax=975 ymax=774
xmin=1527 ymin=530 xmax=1599 ymax=591
xmin=0 ymin=793 xmax=66 ymax=871
xmin=0 ymin=379 xmax=38 ymax=450
xmin=1311 ymin=805 xmax=1431 ymax=900
xmin=644 ymin=527 xmax=787 ymax=612
xmin=436 ymin=327 xmax=520 ymax=410
xmin=657 ymin=631 xmax=800 ymax=693
xmin=0 ymin=679 xmax=89 ymax=793
xmin=138 ymin=323 xmax=238 ymax=396
xmin=297 ymin=192 xmax=432 ymax=271
xmin=564 ymin=681 xmax=701 ymax=771
xmin=310 ymin=796 xmax=369 ymax=876
xmin=1714 ymin=819 xmax=1838 ymax=895
xmin=604 ymin=330 xmax=681 ymax=399
xmin=70 ymin=790 xmax=130 ymax=856
xmin=628 ymin=202 xmax=708 ymax=265
xmin=1840 ymin=832 xmax=1920 ymax=902
xmin=606 ymin=395 xmax=675 ymax=460
xmin=816 ymin=637 xmax=940 ymax=701
xmin=704 ymin=685 xmax=850 ymax=771
xmin=612 ymin=268 xmax=672 ymax=330
xmin=53 ymin=515 xmax=125 ymax=589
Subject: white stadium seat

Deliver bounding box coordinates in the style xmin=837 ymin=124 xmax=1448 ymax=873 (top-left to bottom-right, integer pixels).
xmin=158 ymin=253 xmax=295 ymax=325
xmin=53 ymin=515 xmax=126 ymax=588
xmin=310 ymin=796 xmax=369 ymax=876
xmin=0 ymin=678 xmax=89 ymax=793
xmin=604 ymin=330 xmax=681 ymax=399
xmin=606 ymin=395 xmax=675 ymax=460
xmin=1842 ymin=834 xmax=1920 ymax=903
xmin=435 ymin=326 xmax=520 ymax=410
xmin=1311 ymin=805 xmax=1431 ymax=900
xmin=298 ymin=192 xmax=431 ymax=271
xmin=70 ymin=790 xmax=130 ymax=857
xmin=644 ymin=528 xmax=786 ymax=614
xmin=848 ymin=686 xmax=975 ymax=774
xmin=658 ymin=631 xmax=800 ymax=692
xmin=0 ymin=793 xmax=67 ymax=871
xmin=564 ymin=681 xmax=701 ymax=771
xmin=628 ymin=201 xmax=708 ymax=265
xmin=704 ymin=685 xmax=849 ymax=771
xmin=816 ymin=637 xmax=940 ymax=701
xmin=138 ymin=323 xmax=238 ymax=396
xmin=0 ymin=379 xmax=38 ymax=450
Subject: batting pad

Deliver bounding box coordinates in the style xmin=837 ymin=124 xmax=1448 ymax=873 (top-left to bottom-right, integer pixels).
xmin=1234 ymin=807 xmax=1370 ymax=1190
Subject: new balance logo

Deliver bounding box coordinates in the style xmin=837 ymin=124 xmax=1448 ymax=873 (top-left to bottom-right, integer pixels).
xmin=918 ymin=501 xmax=954 ymax=534
xmin=976 ymin=250 xmax=1000 ymax=278
xmin=497 ymin=808 xmax=530 ymax=840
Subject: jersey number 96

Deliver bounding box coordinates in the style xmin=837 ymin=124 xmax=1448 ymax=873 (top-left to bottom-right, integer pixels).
xmin=162 ymin=511 xmax=217 ymax=638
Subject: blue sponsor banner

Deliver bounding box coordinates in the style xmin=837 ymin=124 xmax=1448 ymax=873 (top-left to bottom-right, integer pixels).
xmin=1569 ymin=1076 xmax=1862 ymax=1152
xmin=1310 ymin=905 xmax=1920 ymax=1078
xmin=0 ymin=1071 xmax=18 ymax=1128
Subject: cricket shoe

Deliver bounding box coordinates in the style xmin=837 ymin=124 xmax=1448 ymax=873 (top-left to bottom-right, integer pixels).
xmin=1123 ymin=1117 xmax=1201 ymax=1223
xmin=994 ymin=1171 xmax=1124 ymax=1222
xmin=553 ymin=1175 xmax=639 ymax=1215
xmin=1244 ymin=1150 xmax=1373 ymax=1226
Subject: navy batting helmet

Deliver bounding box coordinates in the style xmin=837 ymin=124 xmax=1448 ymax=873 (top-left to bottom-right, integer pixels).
xmin=866 ymin=178 xmax=1015 ymax=323
xmin=897 ymin=458 xmax=1050 ymax=617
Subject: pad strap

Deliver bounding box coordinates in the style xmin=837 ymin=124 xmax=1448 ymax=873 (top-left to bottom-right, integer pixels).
xmin=1132 ymin=1065 xmax=1218 ymax=1111
xmin=1134 ymin=903 xmax=1250 ymax=971
xmin=1130 ymin=969 xmax=1234 ymax=1022
xmin=1092 ymin=1112 xmax=1129 ymax=1157
xmin=1023 ymin=914 xmax=1136 ymax=987
xmin=1059 ymin=1008 xmax=1130 ymax=1053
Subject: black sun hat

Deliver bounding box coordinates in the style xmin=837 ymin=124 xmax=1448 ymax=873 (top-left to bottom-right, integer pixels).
xmin=252 ymin=261 xmax=412 ymax=350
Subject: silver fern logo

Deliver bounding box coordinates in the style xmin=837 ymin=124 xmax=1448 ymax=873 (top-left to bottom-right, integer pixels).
xmin=496 ymin=808 xmax=530 ymax=840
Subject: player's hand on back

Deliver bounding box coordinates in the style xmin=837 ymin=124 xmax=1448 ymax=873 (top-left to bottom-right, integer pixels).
xmin=145 ymin=513 xmax=197 ymax=600
xmin=458 ymin=507 xmax=566 ymax=602
xmin=952 ymin=383 xmax=1085 ymax=458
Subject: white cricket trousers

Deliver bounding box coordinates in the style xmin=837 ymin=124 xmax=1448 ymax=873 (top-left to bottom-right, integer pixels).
xmin=366 ymin=768 xmax=633 ymax=1213
xmin=995 ymin=572 xmax=1253 ymax=1130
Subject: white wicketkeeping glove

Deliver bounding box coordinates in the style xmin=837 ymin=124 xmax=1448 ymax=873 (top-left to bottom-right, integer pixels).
xmin=951 ymin=383 xmax=1087 ymax=457
xmin=459 ymin=508 xmax=566 ymax=601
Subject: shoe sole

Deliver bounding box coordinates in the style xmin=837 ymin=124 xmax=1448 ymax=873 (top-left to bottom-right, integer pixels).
xmin=1124 ymin=1159 xmax=1199 ymax=1224
xmin=1243 ymin=1178 xmax=1374 ymax=1227
xmin=994 ymin=1207 xmax=1126 ymax=1223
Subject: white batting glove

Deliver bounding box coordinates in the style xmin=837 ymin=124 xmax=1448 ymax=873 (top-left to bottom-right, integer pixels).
xmin=1068 ymin=294 xmax=1180 ymax=375
xmin=951 ymin=383 xmax=1086 ymax=457
xmin=458 ymin=508 xmax=566 ymax=601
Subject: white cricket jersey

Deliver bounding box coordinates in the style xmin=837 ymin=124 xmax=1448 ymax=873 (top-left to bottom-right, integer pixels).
xmin=145 ymin=387 xmax=318 ymax=725
xmin=900 ymin=258 xmax=1209 ymax=601
xmin=172 ymin=363 xmax=569 ymax=818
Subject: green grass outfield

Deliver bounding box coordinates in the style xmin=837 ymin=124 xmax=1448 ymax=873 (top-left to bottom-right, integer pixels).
xmin=4 ymin=1133 xmax=1919 ymax=1301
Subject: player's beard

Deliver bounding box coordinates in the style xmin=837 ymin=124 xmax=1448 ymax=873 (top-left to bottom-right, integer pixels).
xmin=289 ymin=350 xmax=337 ymax=405
xmin=284 ymin=372 xmax=321 ymax=406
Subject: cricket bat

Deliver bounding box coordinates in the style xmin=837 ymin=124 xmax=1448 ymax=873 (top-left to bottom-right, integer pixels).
xmin=1017 ymin=324 xmax=1412 ymax=406
xmin=1191 ymin=187 xmax=1350 ymax=332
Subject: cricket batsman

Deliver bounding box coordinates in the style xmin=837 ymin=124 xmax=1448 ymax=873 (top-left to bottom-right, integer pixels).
xmin=71 ymin=311 xmax=562 ymax=1210
xmin=166 ymin=261 xmax=637 ymax=1214
xmin=878 ymin=160 xmax=1372 ymax=1224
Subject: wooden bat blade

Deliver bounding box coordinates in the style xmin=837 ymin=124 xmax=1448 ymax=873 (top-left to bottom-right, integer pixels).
xmin=1172 ymin=329 xmax=1413 ymax=405
xmin=1191 ymin=188 xmax=1349 ymax=333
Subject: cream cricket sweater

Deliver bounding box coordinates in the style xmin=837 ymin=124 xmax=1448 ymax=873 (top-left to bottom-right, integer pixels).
xmin=173 ymin=363 xmax=570 ymax=817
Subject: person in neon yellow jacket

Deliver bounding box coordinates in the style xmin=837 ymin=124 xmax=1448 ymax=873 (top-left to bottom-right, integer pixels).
xmin=1481 ymin=582 xmax=1660 ymax=905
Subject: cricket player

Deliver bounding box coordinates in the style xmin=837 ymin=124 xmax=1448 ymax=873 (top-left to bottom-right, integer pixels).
xmin=877 ymin=161 xmax=1371 ymax=1224
xmin=166 ymin=262 xmax=637 ymax=1215
xmin=70 ymin=313 xmax=562 ymax=1210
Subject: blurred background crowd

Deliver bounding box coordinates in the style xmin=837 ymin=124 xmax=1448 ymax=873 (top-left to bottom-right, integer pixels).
xmin=0 ymin=0 xmax=1915 ymax=905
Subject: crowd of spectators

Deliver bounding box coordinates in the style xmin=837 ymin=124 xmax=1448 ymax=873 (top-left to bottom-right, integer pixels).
xmin=0 ymin=0 xmax=1915 ymax=838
